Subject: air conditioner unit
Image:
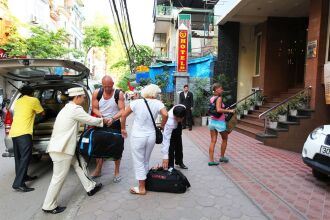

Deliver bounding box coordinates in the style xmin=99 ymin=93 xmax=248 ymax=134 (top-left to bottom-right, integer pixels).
xmin=31 ymin=15 xmax=38 ymax=24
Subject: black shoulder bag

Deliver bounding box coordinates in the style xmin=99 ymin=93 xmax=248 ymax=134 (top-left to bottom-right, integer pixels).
xmin=143 ymin=98 xmax=163 ymax=144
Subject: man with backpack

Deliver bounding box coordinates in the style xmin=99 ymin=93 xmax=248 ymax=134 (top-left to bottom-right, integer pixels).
xmin=90 ymin=75 xmax=125 ymax=182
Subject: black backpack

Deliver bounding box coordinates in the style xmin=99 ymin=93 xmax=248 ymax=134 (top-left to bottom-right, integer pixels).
xmin=97 ymin=88 xmax=120 ymax=104
xmin=208 ymin=96 xmax=222 ymax=118
xmin=146 ymin=168 xmax=191 ymax=193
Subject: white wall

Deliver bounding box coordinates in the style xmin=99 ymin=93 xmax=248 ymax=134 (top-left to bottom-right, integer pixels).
xmin=237 ymin=24 xmax=256 ymax=100
xmin=8 ymin=0 xmax=51 ymax=33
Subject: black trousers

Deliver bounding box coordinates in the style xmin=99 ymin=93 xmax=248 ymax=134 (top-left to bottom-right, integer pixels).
xmin=168 ymin=123 xmax=183 ymax=167
xmin=182 ymin=109 xmax=192 ymax=128
xmin=12 ymin=134 xmax=33 ymax=188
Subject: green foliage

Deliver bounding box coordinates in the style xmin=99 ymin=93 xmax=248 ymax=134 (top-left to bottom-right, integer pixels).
xmin=1 ymin=26 xmax=28 ymax=57
xmin=241 ymin=102 xmax=249 ymax=110
xmin=256 ymin=92 xmax=266 ymax=102
xmin=155 ymin=72 xmax=170 ymax=92
xmin=276 ymin=105 xmax=288 ymax=115
xmin=111 ymin=60 xmax=129 ymax=69
xmin=116 ymin=71 xmax=130 ymax=91
xmin=139 ymin=78 xmax=151 ymax=87
xmin=213 ymin=73 xmax=236 ymax=104
xmin=161 ymin=94 xmax=173 ymax=111
xmin=83 ymin=26 xmax=113 ymax=53
xmin=235 ymin=105 xmax=244 ymax=115
xmin=266 ymin=111 xmax=279 ymax=122
xmin=190 ymin=78 xmax=209 ymax=117
xmin=288 ymin=97 xmax=300 ymax=110
xmin=130 ymin=45 xmax=154 ymax=66
xmin=247 ymin=98 xmax=256 ymax=107
xmin=28 ymin=27 xmax=71 ymax=58
xmin=2 ymin=26 xmax=72 ymax=58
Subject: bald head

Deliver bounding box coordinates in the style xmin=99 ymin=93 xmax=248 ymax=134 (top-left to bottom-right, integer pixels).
xmin=102 ymin=75 xmax=114 ymax=94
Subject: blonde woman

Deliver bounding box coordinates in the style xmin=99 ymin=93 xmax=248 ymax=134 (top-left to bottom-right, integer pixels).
xmin=121 ymin=84 xmax=168 ymax=195
xmin=208 ymin=83 xmax=234 ymax=166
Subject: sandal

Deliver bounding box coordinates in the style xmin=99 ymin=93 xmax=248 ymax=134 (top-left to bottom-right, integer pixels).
xmin=113 ymin=175 xmax=122 ymax=183
xmin=208 ymin=161 xmax=219 ymax=166
xmin=90 ymin=175 xmax=101 ymax=179
xmin=219 ymin=157 xmax=229 ymax=163
xmin=129 ymin=187 xmax=146 ymax=195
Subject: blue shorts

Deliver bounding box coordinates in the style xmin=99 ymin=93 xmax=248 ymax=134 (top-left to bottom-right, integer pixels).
xmin=208 ymin=119 xmax=226 ymax=132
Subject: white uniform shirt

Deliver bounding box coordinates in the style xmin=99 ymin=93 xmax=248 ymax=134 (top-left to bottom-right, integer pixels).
xmin=161 ymin=105 xmax=185 ymax=159
xmin=130 ymin=98 xmax=165 ymax=138
xmin=47 ymin=102 xmax=103 ymax=156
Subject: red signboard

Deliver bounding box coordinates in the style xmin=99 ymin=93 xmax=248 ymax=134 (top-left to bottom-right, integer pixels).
xmin=177 ymin=30 xmax=188 ymax=72
xmin=0 ymin=49 xmax=8 ymax=59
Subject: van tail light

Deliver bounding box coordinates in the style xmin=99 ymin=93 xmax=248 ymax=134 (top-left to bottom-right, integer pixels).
xmin=4 ymin=110 xmax=12 ymax=135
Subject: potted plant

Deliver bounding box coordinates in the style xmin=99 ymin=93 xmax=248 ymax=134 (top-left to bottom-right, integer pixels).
xmin=297 ymin=93 xmax=310 ymax=109
xmin=235 ymin=105 xmax=243 ymax=120
xmin=276 ymin=105 xmax=288 ymax=122
xmin=191 ymin=78 xmax=209 ymax=126
xmin=248 ymin=98 xmax=256 ymax=110
xmin=256 ymin=92 xmax=266 ymax=106
xmin=288 ymin=98 xmax=299 ymax=116
xmin=266 ymin=111 xmax=279 ymax=129
xmin=242 ymin=102 xmax=249 ymax=115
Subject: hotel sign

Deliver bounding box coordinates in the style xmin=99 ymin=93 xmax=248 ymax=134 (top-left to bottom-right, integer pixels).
xmin=177 ymin=24 xmax=188 ymax=73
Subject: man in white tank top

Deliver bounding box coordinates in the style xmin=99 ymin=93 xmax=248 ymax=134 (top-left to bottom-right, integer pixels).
xmin=90 ymin=76 xmax=125 ymax=182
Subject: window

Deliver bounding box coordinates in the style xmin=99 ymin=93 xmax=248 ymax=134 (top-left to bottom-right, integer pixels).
xmin=255 ymin=33 xmax=262 ymax=76
xmin=154 ymin=33 xmax=167 ymax=57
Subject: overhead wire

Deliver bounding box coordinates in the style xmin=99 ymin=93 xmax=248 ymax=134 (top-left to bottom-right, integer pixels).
xmin=122 ymin=0 xmax=137 ymax=50
xmin=119 ymin=0 xmax=132 ymax=48
xmin=109 ymin=0 xmax=125 ymax=50
xmin=109 ymin=0 xmax=133 ymax=73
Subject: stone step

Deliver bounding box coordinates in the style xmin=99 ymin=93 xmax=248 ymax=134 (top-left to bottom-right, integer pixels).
xmin=256 ymin=132 xmax=277 ymax=142
xmin=238 ymin=118 xmax=264 ymax=130
xmin=242 ymin=113 xmax=261 ymax=119
xmin=235 ymin=124 xmax=264 ymax=139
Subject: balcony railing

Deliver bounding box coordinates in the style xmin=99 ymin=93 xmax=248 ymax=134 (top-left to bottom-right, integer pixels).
xmin=156 ymin=5 xmax=172 ymax=16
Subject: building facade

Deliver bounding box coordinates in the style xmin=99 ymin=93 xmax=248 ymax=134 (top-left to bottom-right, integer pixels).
xmin=153 ymin=0 xmax=217 ymax=62
xmin=214 ymin=0 xmax=330 ymax=151
xmin=0 ymin=0 xmax=85 ymax=97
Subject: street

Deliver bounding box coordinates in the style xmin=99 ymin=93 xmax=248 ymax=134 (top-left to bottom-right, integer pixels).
xmin=0 ymin=116 xmax=267 ymax=220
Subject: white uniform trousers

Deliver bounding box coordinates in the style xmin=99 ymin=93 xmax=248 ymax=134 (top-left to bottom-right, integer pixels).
xmin=42 ymin=152 xmax=96 ymax=210
xmin=130 ymin=134 xmax=156 ymax=180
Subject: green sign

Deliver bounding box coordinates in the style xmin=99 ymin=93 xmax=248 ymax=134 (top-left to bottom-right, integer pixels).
xmin=178 ymin=14 xmax=191 ymax=53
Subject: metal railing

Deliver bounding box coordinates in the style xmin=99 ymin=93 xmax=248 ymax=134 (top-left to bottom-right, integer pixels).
xmin=156 ymin=5 xmax=172 ymax=16
xmin=228 ymin=89 xmax=262 ymax=109
xmin=259 ymin=86 xmax=312 ymax=133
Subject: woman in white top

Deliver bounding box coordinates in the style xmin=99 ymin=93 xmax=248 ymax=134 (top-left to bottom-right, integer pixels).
xmin=121 ymin=84 xmax=168 ymax=195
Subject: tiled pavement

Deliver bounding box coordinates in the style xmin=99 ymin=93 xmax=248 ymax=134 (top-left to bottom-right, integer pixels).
xmin=184 ymin=126 xmax=330 ymax=220
xmin=69 ymin=126 xmax=267 ymax=220
xmin=32 ymin=116 xmax=267 ymax=220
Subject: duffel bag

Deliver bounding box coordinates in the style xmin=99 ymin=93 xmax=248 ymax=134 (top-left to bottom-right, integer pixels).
xmin=78 ymin=127 xmax=124 ymax=160
xmin=146 ymin=167 xmax=191 ymax=193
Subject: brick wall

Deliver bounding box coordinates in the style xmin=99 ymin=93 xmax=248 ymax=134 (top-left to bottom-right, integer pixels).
xmin=305 ymin=0 xmax=330 ymax=124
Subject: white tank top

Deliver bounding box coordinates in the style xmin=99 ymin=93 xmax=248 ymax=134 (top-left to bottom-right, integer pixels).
xmin=99 ymin=91 xmax=119 ymax=118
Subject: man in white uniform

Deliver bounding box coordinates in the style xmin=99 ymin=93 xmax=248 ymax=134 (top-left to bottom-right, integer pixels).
xmin=42 ymin=87 xmax=107 ymax=214
xmin=162 ymin=105 xmax=188 ymax=168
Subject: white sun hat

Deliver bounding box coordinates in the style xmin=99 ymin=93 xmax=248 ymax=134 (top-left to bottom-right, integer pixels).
xmin=68 ymin=87 xmax=85 ymax=97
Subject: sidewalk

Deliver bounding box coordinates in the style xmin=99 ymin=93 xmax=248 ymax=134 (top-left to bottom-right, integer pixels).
xmin=184 ymin=126 xmax=330 ymax=220
xmin=34 ymin=115 xmax=267 ymax=220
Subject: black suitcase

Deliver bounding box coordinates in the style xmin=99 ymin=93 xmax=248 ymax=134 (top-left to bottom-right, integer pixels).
xmin=78 ymin=127 xmax=124 ymax=160
xmin=146 ymin=167 xmax=191 ymax=193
